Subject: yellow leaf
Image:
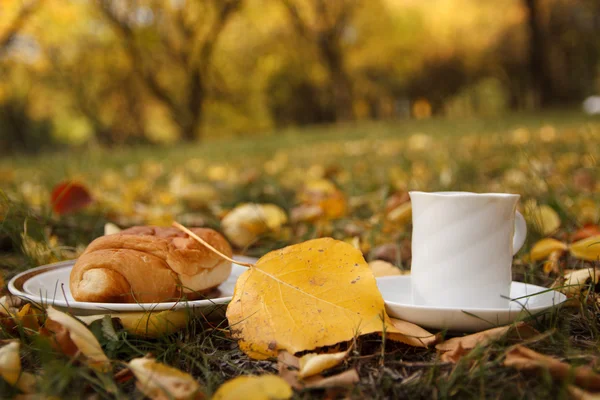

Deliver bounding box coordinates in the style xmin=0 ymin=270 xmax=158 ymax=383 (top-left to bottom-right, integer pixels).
xmin=116 ymin=310 xmax=190 ymax=338
xmin=386 ymin=318 xmax=438 ymax=348
xmin=0 ymin=341 xmax=37 ymax=393
xmin=542 ymin=250 xmax=564 ymax=275
xmin=46 ymin=307 xmax=110 ymax=371
xmin=298 ymin=350 xmax=350 ymax=378
xmin=226 ymin=238 xmax=401 ymax=359
xmin=128 ymin=357 xmax=201 ymax=400
xmin=386 ymin=202 xmax=412 ymax=225
xmin=528 ymin=238 xmax=568 ymax=262
xmin=212 ymin=375 xmax=292 ymax=400
xmin=570 ymin=235 xmax=600 ymax=261
xmin=103 ymin=222 xmax=122 ymax=236
xmin=16 ymin=304 xmax=41 ymax=333
xmin=553 ymin=268 xmax=600 ymax=297
xmin=78 ymin=310 xmax=190 ymax=338
xmin=299 ymin=179 xmax=347 ymax=220
xmin=368 ymin=260 xmax=406 ymax=277
xmin=222 ymin=203 xmax=288 ymax=247
xmin=528 ymin=204 xmax=561 ymax=236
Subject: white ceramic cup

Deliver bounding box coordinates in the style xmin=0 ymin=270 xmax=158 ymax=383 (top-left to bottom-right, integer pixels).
xmin=409 ymin=191 xmax=527 ymax=309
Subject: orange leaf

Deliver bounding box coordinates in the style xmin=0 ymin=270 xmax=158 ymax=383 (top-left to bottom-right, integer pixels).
xmin=51 ymin=181 xmax=92 ymax=215
xmin=572 ymin=225 xmax=600 ymax=242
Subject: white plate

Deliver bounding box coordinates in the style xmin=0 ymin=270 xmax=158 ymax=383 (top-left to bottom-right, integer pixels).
xmin=8 ymin=256 xmax=257 ymax=315
xmin=377 ymin=276 xmax=567 ymax=332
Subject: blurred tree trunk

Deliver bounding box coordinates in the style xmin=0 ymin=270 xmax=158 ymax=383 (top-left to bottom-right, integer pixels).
xmin=523 ymin=0 xmax=552 ymax=108
xmin=98 ymin=0 xmax=242 ymax=142
xmin=281 ymin=0 xmax=357 ymax=122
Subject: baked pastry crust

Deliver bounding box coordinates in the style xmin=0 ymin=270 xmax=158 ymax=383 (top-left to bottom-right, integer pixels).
xmin=70 ymin=226 xmax=232 ymax=303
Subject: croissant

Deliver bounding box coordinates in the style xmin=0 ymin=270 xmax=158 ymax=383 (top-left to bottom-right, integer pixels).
xmin=70 ymin=226 xmax=232 ymax=303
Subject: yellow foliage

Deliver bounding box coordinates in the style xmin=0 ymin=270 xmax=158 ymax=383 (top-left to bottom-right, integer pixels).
xmin=226 ymin=238 xmax=400 ymax=359
xmin=213 ymin=375 xmax=292 ymax=400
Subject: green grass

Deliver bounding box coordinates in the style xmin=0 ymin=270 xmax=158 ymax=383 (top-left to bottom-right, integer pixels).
xmin=1 ymin=110 xmax=600 ymax=398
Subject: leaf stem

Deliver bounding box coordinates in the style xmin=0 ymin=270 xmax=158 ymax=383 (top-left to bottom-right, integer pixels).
xmin=172 ymin=222 xmax=256 ymax=268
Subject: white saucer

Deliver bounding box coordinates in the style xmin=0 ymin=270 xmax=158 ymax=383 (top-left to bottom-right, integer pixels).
xmin=8 ymin=256 xmax=257 ymax=315
xmin=376 ymin=276 xmax=567 ymax=332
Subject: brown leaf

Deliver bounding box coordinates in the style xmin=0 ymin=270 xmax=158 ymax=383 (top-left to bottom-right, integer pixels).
xmin=128 ymin=356 xmax=203 ymax=400
xmin=303 ymin=369 xmax=360 ymax=389
xmin=16 ymin=304 xmax=41 ymax=333
xmin=386 ymin=318 xmax=438 ymax=348
xmin=568 ymin=385 xmax=600 ymax=400
xmin=504 ymin=346 xmax=600 ymax=391
xmin=440 ymin=342 xmax=468 ymax=363
xmin=436 ymin=323 xmax=538 ymax=353
xmin=42 ymin=318 xmax=79 ymax=359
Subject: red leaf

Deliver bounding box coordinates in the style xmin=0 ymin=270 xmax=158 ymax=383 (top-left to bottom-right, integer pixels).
xmin=51 ymin=181 xmax=92 ymax=215
xmin=571 ymin=224 xmax=600 ymax=242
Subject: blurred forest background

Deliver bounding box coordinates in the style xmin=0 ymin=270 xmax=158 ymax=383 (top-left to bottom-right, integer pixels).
xmin=1 ymin=0 xmax=599 ymax=153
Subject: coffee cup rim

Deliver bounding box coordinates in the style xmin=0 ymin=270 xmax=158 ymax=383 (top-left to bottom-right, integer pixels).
xmin=409 ymin=191 xmax=520 ymax=198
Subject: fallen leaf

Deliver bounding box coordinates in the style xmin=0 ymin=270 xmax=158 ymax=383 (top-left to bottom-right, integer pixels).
xmin=212 ymin=375 xmax=292 ymax=400
xmin=222 ymin=203 xmax=288 ymax=247
xmin=302 ymin=369 xmax=360 ymax=389
xmin=226 ymin=238 xmax=402 ymax=359
xmin=50 ymin=181 xmax=93 ymax=215
xmin=528 ymin=238 xmax=568 ymax=262
xmin=543 ymin=250 xmax=565 ymax=275
xmin=572 ymin=225 xmax=600 ymax=242
xmin=104 ymin=222 xmax=122 ymax=236
xmin=290 ymin=205 xmax=323 ymax=223
xmin=46 ymin=306 xmax=110 ymax=371
xmin=368 ymin=260 xmax=406 ymax=277
xmin=128 ymin=357 xmax=202 ymax=400
xmin=440 ymin=342 xmax=468 ymax=363
xmin=298 ymin=349 xmax=350 ymax=378
xmin=386 ymin=318 xmax=438 ymax=348
xmin=570 ymin=235 xmax=600 ymax=261
xmin=504 ymin=345 xmax=600 ymax=391
xmin=299 ymin=179 xmax=347 ymax=220
xmin=386 ymin=202 xmax=412 ymax=225
xmin=0 ymin=341 xmax=37 ymax=393
xmin=16 ymin=303 xmax=41 ymax=333
xmin=568 ymin=385 xmax=600 ymax=400
xmin=553 ymin=268 xmax=600 ymax=298
xmin=79 ymin=310 xmax=190 ymax=338
xmin=436 ymin=323 xmax=538 ymax=355
xmin=527 ymin=204 xmax=561 ymax=236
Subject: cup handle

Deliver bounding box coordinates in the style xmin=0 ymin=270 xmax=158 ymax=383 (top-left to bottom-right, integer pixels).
xmin=512 ymin=211 xmax=527 ymax=255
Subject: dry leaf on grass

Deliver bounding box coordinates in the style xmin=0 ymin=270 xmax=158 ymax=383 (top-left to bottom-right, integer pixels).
xmin=45 ymin=307 xmax=110 ymax=371
xmin=570 ymin=235 xmax=600 ymax=261
xmin=436 ymin=322 xmax=538 ymax=362
xmin=368 ymin=260 xmax=407 ymax=277
xmin=222 ymin=203 xmax=287 ymax=247
xmin=0 ymin=341 xmax=37 ymax=393
xmin=104 ymin=222 xmax=122 ymax=236
xmin=128 ymin=356 xmax=202 ymax=400
xmin=298 ymin=179 xmax=347 ymax=220
xmin=226 ymin=238 xmax=409 ymax=359
xmin=386 ymin=318 xmax=438 ymax=348
xmin=568 ymin=385 xmax=600 ymax=400
xmin=302 ymin=369 xmax=360 ymax=389
xmin=16 ymin=304 xmax=42 ymax=333
xmin=527 ymin=204 xmax=561 ymax=236
xmin=79 ymin=310 xmax=190 ymax=338
xmin=212 ymin=375 xmax=292 ymax=400
xmin=277 ymin=351 xmax=358 ymax=390
xmin=504 ymin=345 xmax=600 ymax=391
xmin=386 ymin=202 xmax=412 ymax=225
xmin=528 ymin=238 xmax=568 ymax=262
xmin=552 ymin=268 xmax=600 ymax=298
xmin=298 ymin=349 xmax=351 ymax=378
xmin=572 ymin=225 xmax=600 ymax=242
